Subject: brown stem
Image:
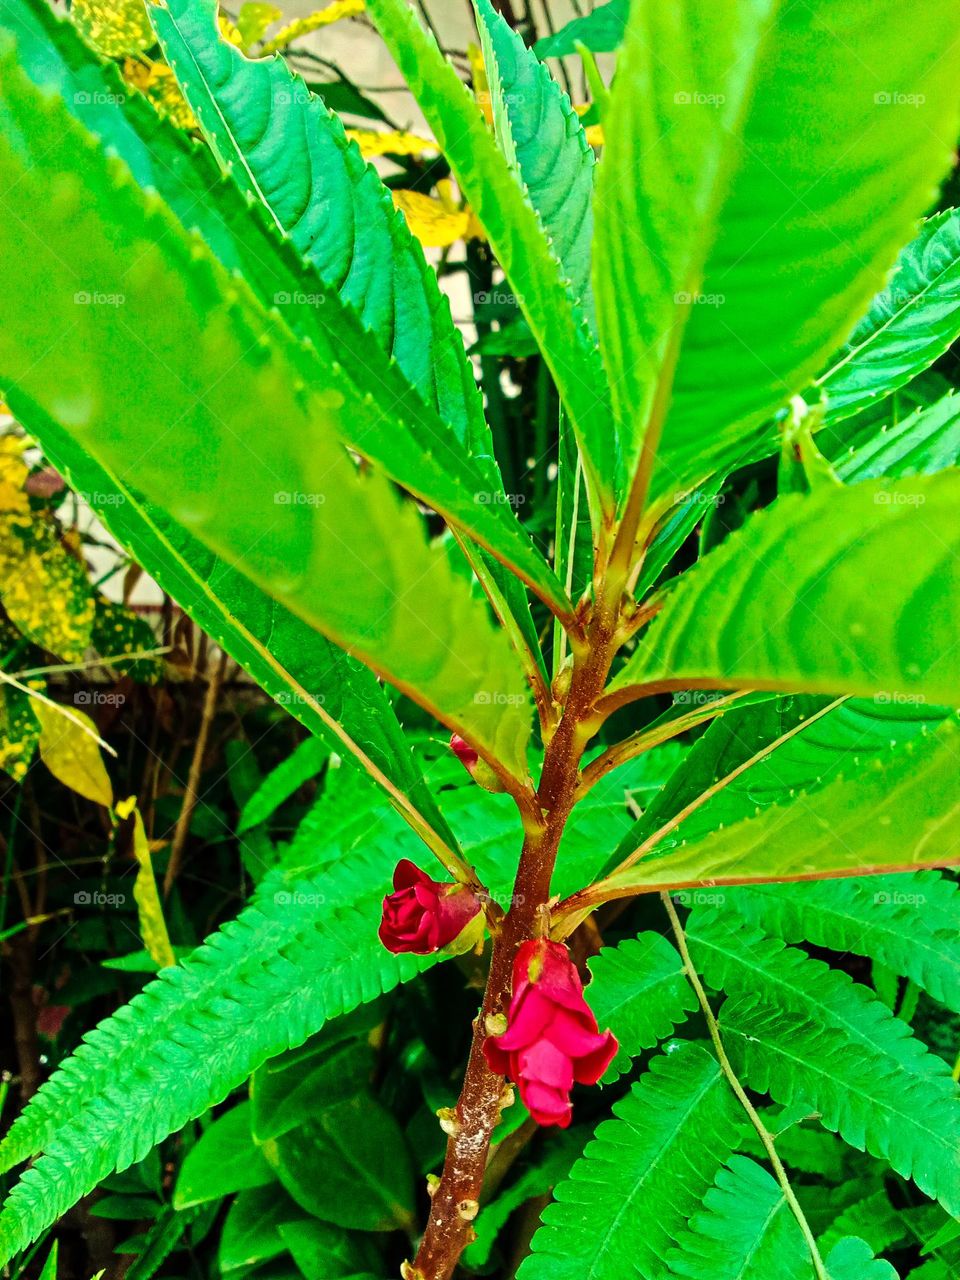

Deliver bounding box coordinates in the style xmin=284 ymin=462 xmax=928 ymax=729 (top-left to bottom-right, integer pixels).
xmin=409 ymin=605 xmax=620 ymax=1280
xmin=163 ymin=652 xmax=226 ymax=898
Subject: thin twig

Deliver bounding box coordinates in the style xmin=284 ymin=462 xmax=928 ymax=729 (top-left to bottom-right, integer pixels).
xmin=14 ymin=647 xmax=170 ymax=679
xmin=661 ymin=893 xmax=828 ymax=1280
xmin=0 ymin=670 xmax=118 ymax=757
xmin=162 ymin=652 xmax=227 ymax=898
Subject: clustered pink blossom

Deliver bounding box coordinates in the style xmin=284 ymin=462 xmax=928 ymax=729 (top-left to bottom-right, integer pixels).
xmin=484 ymin=938 xmax=617 ymax=1127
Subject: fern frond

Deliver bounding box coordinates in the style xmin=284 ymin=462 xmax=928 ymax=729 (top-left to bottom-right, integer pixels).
xmin=688 ymin=913 xmax=960 ymax=1214
xmin=0 ymin=841 xmax=427 ymax=1261
xmin=666 ymin=1155 xmax=811 ymax=1279
xmin=585 ymin=933 xmax=697 ymax=1081
xmin=728 ymin=872 xmax=960 ymax=1014
xmin=823 ymin=1236 xmax=899 ymax=1279
xmin=518 ymin=1042 xmax=743 ymax=1280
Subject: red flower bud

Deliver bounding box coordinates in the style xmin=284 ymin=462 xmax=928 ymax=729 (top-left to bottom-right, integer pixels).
xmin=450 ymin=733 xmax=480 ymax=773
xmin=483 ymin=939 xmax=617 ymax=1128
xmin=449 ymin=733 xmax=505 ymax=793
xmin=378 ymin=860 xmax=482 ymax=955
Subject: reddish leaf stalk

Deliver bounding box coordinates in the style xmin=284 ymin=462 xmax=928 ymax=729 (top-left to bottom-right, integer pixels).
xmin=408 ymin=609 xmax=620 ymax=1280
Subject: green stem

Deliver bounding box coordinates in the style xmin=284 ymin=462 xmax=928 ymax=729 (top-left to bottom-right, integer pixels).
xmin=661 ymin=893 xmax=829 ymax=1280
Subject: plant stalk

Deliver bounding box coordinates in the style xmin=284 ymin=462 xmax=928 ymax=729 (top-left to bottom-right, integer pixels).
xmin=408 ymin=602 xmax=620 ymax=1279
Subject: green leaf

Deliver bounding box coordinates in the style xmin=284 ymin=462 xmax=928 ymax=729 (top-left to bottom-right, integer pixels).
xmin=278 ymin=1219 xmax=380 ymax=1280
xmin=0 ymin=843 xmax=431 ymax=1261
xmin=829 ymin=392 xmax=960 ymax=485
xmin=584 ymin=934 xmax=697 ymax=1081
xmin=689 ymin=913 xmax=960 ymax=1214
xmin=366 ymin=0 xmax=617 ymax=522
xmin=596 ymin=0 xmax=960 ymax=508
xmin=261 ymin=1095 xmax=415 ymax=1233
xmin=602 ymin=716 xmax=960 ymax=894
xmin=817 ymin=210 xmax=960 ymax=425
xmin=219 ymin=1185 xmax=302 ymax=1273
xmin=91 ymin=598 xmax=161 ymax=682
xmin=534 ymin=0 xmax=627 ymax=57
xmin=608 ymin=693 xmax=946 ymax=868
xmin=35 ymin=413 xmax=456 ymax=855
xmin=611 ymin=475 xmax=960 ymax=707
xmin=251 ymin=1029 xmax=376 ymax=1142
xmin=666 ymin=1155 xmax=811 ymax=1279
xmin=238 ymin=738 xmax=329 ymax=833
xmin=37 ymin=1242 xmax=57 ymax=1280
xmin=0 ymin=56 xmax=533 ymax=777
xmin=146 ymin=0 xmax=568 ymax=637
xmin=727 ymin=873 xmax=960 ymax=1016
xmin=820 ymin=1191 xmax=909 ymax=1260
xmin=518 ymin=1043 xmax=743 ymax=1280
xmin=824 ymin=1236 xmax=899 ymax=1280
xmin=473 ymin=0 xmax=596 ymax=326
xmin=173 ymin=1103 xmax=275 ymax=1209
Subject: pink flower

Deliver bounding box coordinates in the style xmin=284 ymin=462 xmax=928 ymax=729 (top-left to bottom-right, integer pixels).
xmin=484 ymin=939 xmax=617 ymax=1128
xmin=378 ymin=860 xmax=482 ymax=955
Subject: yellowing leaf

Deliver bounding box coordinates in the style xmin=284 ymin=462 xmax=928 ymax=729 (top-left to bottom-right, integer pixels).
xmin=0 ymin=438 xmax=29 ymax=515
xmin=34 ymin=701 xmax=113 ymax=808
xmin=392 ymin=190 xmax=472 ymax=249
xmin=217 ymin=14 xmax=245 ymax=47
xmin=0 ymin=686 xmax=40 ymax=783
xmin=0 ymin=516 xmax=95 ymax=661
xmin=118 ymin=796 xmax=175 ymax=969
xmin=72 ymin=0 xmax=155 ymax=58
xmin=260 ymin=0 xmax=365 ymax=54
xmin=467 ymin=43 xmax=493 ymax=125
xmin=123 ymin=58 xmax=198 ymax=130
xmin=235 ymin=2 xmax=282 ymax=50
xmin=347 ymin=129 xmax=439 ymax=159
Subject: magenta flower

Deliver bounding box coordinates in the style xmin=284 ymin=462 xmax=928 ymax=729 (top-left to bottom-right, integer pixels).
xmin=484 ymin=939 xmax=617 ymax=1128
xmin=378 ymin=860 xmax=482 ymax=955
